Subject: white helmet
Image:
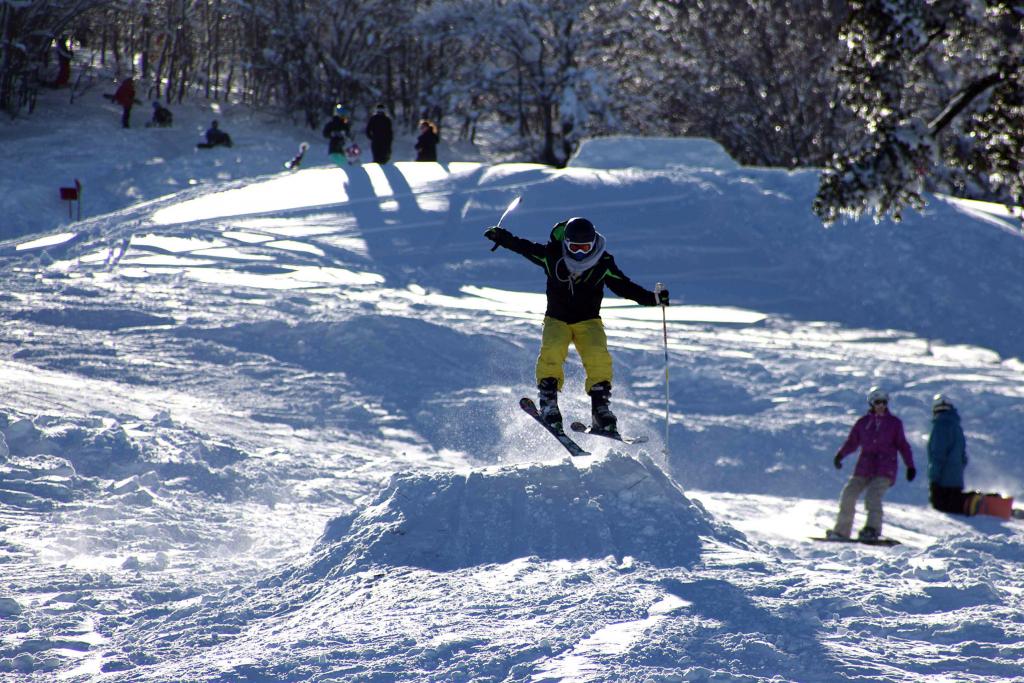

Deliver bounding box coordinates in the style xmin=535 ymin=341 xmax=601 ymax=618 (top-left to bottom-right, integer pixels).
xmin=932 ymin=393 xmax=954 ymax=413
xmin=866 ymin=386 xmax=889 ymax=406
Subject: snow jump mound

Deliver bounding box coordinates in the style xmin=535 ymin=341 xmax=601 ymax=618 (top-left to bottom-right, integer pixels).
xmin=298 ymin=451 xmax=742 ymax=578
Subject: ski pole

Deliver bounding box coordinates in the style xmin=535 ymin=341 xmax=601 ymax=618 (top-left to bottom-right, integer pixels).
xmin=655 ymin=282 xmax=670 ymax=454
xmin=490 ymin=195 xmax=522 ymax=251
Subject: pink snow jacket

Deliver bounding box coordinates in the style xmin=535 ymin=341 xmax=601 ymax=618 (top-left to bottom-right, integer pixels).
xmin=836 ymin=411 xmax=914 ymax=484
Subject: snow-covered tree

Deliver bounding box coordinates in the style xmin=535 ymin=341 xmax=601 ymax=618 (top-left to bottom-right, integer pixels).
xmin=814 ymin=0 xmax=1024 ymax=225
xmin=641 ymin=0 xmax=850 ymax=168
xmin=426 ymin=0 xmax=637 ymax=165
xmin=0 ymin=0 xmax=104 ymax=117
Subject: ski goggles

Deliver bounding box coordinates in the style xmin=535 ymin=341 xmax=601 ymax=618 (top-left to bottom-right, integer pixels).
xmin=566 ymin=240 xmax=595 ymax=255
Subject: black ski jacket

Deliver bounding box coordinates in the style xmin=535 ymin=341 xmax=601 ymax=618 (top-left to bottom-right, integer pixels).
xmin=322 ymin=116 xmax=351 ymax=154
xmin=366 ymin=112 xmax=393 ymax=145
xmin=495 ymin=225 xmax=658 ymax=324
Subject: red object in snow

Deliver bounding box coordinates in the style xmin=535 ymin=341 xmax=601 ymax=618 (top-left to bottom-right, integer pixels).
xmin=59 ymin=179 xmax=82 ymax=219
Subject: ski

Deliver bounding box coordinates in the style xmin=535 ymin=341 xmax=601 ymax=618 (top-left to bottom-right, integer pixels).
xmin=570 ymin=421 xmax=649 ymax=445
xmin=519 ymin=397 xmax=590 ymax=458
xmin=810 ymin=536 xmax=901 ymax=547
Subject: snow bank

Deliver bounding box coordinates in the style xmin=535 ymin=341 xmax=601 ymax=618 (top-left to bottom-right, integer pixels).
xmin=295 ymin=451 xmax=740 ymax=577
xmin=568 ymin=136 xmax=738 ymax=171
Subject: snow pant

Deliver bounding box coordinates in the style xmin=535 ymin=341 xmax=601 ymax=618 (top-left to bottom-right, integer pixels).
xmin=536 ymin=317 xmax=612 ymax=394
xmin=121 ymin=105 xmax=132 ymax=129
xmin=371 ymin=142 xmax=391 ymax=164
xmin=834 ymin=475 xmax=891 ymax=536
xmin=930 ymin=483 xmax=976 ymax=515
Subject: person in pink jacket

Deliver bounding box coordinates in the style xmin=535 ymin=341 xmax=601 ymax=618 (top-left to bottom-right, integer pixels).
xmin=826 ymin=386 xmax=916 ymax=541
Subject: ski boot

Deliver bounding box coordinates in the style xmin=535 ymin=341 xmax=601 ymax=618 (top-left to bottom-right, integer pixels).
xmin=858 ymin=526 xmax=880 ymax=541
xmin=825 ymin=528 xmax=849 ymax=541
xmin=589 ymin=381 xmax=618 ymax=434
xmin=537 ymin=377 xmax=562 ymax=430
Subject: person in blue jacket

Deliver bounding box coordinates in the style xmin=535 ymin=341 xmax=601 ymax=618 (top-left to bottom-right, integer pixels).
xmin=926 ymin=393 xmax=1020 ymax=518
xmin=927 ymin=394 xmax=972 ymax=513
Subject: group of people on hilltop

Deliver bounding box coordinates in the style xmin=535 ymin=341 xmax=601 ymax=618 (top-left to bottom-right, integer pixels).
xmin=826 ymin=387 xmax=1014 ymax=542
xmin=322 ymin=103 xmax=440 ymax=165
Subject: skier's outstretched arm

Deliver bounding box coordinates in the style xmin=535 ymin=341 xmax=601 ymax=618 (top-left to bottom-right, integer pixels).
xmin=603 ymin=256 xmax=669 ymax=306
xmin=483 ymin=227 xmax=545 ymax=263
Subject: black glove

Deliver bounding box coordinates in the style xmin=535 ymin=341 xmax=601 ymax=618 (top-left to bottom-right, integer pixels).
xmin=485 ymin=226 xmax=512 ymax=252
xmin=906 ymin=467 xmax=916 ymax=482
xmin=656 ymin=288 xmax=670 ymax=306
xmin=833 ymin=453 xmax=843 ymax=469
xmin=484 ymin=226 xmax=510 ymax=245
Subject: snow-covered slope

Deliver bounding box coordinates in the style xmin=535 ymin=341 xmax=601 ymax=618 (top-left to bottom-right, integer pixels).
xmin=1 ymin=93 xmax=1024 ymax=681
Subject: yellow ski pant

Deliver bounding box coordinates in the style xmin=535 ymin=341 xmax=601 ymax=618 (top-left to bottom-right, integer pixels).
xmin=536 ymin=317 xmax=612 ymax=393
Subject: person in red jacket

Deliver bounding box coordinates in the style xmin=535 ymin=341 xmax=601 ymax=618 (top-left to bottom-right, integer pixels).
xmin=112 ymin=77 xmax=136 ymax=128
xmin=826 ymin=386 xmax=916 ymax=541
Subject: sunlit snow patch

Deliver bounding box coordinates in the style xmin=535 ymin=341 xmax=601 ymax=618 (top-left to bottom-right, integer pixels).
xmin=569 ymin=136 xmax=739 ymax=172
xmin=295 ymin=451 xmax=742 ymax=577
xmin=151 ymin=168 xmax=351 ymax=224
xmin=15 ymin=231 xmax=78 ymax=251
xmin=937 ymin=194 xmax=1024 ymax=237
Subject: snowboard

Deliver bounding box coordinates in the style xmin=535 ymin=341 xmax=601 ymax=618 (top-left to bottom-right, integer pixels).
xmin=519 ymin=397 xmax=590 ymax=458
xmin=975 ymin=493 xmax=1015 ymax=520
xmin=284 ymin=142 xmax=309 ymax=170
xmin=569 ymin=421 xmax=649 ymax=445
xmin=810 ymin=536 xmax=901 ymax=547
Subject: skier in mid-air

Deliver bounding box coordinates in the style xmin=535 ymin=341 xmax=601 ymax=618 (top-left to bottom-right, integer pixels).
xmin=485 ymin=217 xmax=669 ymax=434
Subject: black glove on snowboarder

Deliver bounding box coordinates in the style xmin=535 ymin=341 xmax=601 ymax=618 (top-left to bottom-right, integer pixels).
xmin=656 ymin=288 xmax=670 ymax=306
xmin=906 ymin=467 xmax=916 ymax=482
xmin=833 ymin=453 xmax=843 ymax=469
xmin=484 ymin=226 xmax=511 ymax=246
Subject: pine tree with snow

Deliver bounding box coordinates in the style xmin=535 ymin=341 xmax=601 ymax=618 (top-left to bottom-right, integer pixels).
xmin=814 ymin=0 xmax=1024 ymax=225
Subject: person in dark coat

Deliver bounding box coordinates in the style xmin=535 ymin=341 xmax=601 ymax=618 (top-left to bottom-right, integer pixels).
xmin=928 ymin=393 xmax=1018 ymax=518
xmin=484 ymin=217 xmax=668 ymax=434
xmin=196 ymin=120 xmax=232 ymax=148
xmin=414 ymin=119 xmax=439 ymax=162
xmin=147 ymin=101 xmax=173 ymax=128
xmin=54 ymin=37 xmax=72 ymax=88
xmin=322 ymin=104 xmax=352 ymax=167
xmin=365 ymin=104 xmax=394 ymax=164
xmin=112 ymin=78 xmax=136 ymax=128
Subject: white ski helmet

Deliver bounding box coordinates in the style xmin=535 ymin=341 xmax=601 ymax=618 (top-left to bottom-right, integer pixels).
xmin=932 ymin=393 xmax=954 ymax=413
xmin=866 ymin=386 xmax=889 ymax=406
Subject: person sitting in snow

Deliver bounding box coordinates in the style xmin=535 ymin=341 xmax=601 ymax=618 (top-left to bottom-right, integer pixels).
xmin=927 ymin=393 xmax=1016 ymax=517
xmin=196 ymin=120 xmax=232 ymax=148
xmin=484 ymin=217 xmax=669 ymax=434
xmin=827 ymin=387 xmax=916 ymax=541
xmin=147 ymin=101 xmax=173 ymax=128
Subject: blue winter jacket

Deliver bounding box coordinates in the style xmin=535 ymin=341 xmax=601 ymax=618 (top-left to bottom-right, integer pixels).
xmin=927 ymin=408 xmax=967 ymax=489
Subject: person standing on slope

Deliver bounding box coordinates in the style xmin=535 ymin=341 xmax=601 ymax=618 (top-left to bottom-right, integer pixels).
xmin=484 ymin=217 xmax=669 ymax=434
xmin=323 ymin=104 xmax=352 ymax=167
xmin=927 ymin=393 xmax=1018 ymax=518
xmin=827 ymin=387 xmax=916 ymax=541
xmin=365 ymin=104 xmax=394 ymax=164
